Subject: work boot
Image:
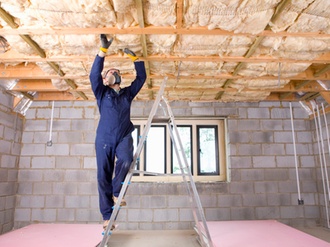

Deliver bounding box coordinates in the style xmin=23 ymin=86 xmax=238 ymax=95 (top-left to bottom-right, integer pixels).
xmin=113 ymin=196 xmax=127 ymax=206
xmin=103 ymin=220 xmax=115 ymax=231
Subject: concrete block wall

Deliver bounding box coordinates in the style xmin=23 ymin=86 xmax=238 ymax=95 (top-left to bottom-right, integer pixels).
xmin=228 ymin=102 xmax=319 ymax=227
xmin=310 ymin=108 xmax=330 ymax=227
xmin=13 ymin=100 xmax=323 ymax=230
xmin=16 ymin=101 xmax=98 ymax=229
xmin=0 ymin=89 xmax=23 ymax=234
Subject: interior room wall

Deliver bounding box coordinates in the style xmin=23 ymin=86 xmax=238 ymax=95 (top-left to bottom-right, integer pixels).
xmin=13 ymin=100 xmax=325 ymax=230
xmin=310 ymin=106 xmax=330 ymax=227
xmin=0 ymin=89 xmax=23 ymax=234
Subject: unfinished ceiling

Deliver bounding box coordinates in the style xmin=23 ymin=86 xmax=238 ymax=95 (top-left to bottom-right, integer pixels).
xmin=0 ymin=0 xmax=330 ymax=112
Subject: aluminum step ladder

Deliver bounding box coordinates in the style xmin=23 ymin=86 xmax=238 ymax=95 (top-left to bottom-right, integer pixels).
xmin=98 ymin=77 xmax=213 ymax=247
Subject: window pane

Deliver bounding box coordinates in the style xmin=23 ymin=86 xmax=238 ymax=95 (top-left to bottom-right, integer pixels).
xmin=172 ymin=126 xmax=192 ymax=174
xmin=145 ymin=126 xmax=166 ymax=174
xmin=197 ymin=126 xmax=219 ymax=175
xmin=132 ymin=126 xmax=140 ymax=172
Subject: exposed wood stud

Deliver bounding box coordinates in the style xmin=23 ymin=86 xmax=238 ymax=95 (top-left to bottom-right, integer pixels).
xmin=280 ymin=62 xmax=330 ymax=100
xmin=19 ymin=35 xmax=46 ymax=58
xmin=1 ymin=49 xmax=329 ymax=64
xmin=47 ymin=62 xmax=65 ymax=77
xmin=300 ymin=92 xmax=320 ymax=101
xmin=176 ymin=0 xmax=183 ymax=29
xmin=314 ymin=64 xmax=330 ymax=77
xmin=21 ymin=92 xmax=34 ymax=100
xmin=135 ymin=0 xmax=153 ymax=99
xmin=2 ymin=26 xmax=330 ymax=38
xmin=320 ymin=92 xmax=330 ymax=105
xmin=0 ymin=6 xmax=19 ymax=28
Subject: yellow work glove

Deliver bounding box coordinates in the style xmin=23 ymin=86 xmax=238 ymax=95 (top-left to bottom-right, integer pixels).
xmin=100 ymin=34 xmax=113 ymax=53
xmin=124 ymin=48 xmax=138 ymax=62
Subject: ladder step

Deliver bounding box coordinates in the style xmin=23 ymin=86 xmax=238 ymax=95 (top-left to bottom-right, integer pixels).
xmin=152 ymin=117 xmax=170 ymax=123
xmin=132 ymin=170 xmax=182 ymax=176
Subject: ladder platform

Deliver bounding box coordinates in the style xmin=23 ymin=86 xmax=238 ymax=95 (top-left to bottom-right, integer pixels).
xmin=151 ymin=117 xmax=170 ymax=123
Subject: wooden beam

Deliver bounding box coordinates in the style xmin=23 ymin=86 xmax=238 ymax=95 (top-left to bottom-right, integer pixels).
xmin=1 ymin=26 xmax=330 ymax=38
xmin=135 ymin=0 xmax=152 ymax=96
xmin=19 ymin=34 xmax=46 ymax=58
xmin=320 ymin=92 xmax=330 ymax=105
xmin=46 ymin=62 xmax=65 ymax=77
xmin=135 ymin=0 xmax=145 ymax=28
xmin=210 ymin=33 xmax=262 ymax=90
xmin=280 ymin=63 xmax=330 ymax=100
xmin=0 ymin=6 xmax=19 ymax=28
xmin=9 ymin=79 xmax=327 ymax=94
xmin=1 ymin=49 xmax=330 ymax=64
xmin=314 ymin=64 xmax=330 ymax=77
xmin=297 ymin=92 xmax=319 ymax=101
xmin=21 ymin=92 xmax=34 ymax=100
xmin=75 ymin=90 xmax=88 ymax=100
xmin=30 ymin=89 xmax=318 ymax=102
xmin=13 ymin=80 xmax=328 ymax=102
xmin=270 ymin=0 xmax=292 ymax=24
xmin=34 ymin=92 xmax=84 ymax=101
xmin=12 ymin=79 xmax=57 ymax=91
xmin=265 ymin=93 xmax=297 ymax=101
xmin=244 ymin=36 xmax=265 ymax=59
xmin=214 ymin=91 xmax=224 ymax=100
xmin=13 ymin=96 xmax=21 ymax=108
xmin=2 ymin=64 xmax=330 ymax=81
xmin=0 ymin=62 xmax=87 ymax=98
xmin=0 ymin=63 xmax=47 ymax=78
xmin=176 ymin=0 xmax=183 ymax=29
xmin=279 ymin=80 xmax=312 ymax=100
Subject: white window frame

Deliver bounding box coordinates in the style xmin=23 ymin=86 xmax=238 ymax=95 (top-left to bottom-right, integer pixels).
xmin=131 ymin=117 xmax=227 ymax=182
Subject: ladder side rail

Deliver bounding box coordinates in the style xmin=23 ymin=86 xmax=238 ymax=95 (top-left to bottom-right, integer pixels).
xmin=173 ymin=121 xmax=213 ymax=247
xmin=159 ymin=96 xmax=209 ymax=246
xmin=99 ymin=78 xmax=168 ymax=247
xmin=167 ymin=122 xmax=205 ymax=244
xmin=158 ymin=97 xmax=195 ymax=197
xmin=159 ymin=96 xmax=195 ymax=192
xmin=167 ymin=118 xmax=210 ymax=247
xmin=164 ymin=98 xmax=214 ymax=247
xmin=99 ymin=170 xmax=135 ymax=246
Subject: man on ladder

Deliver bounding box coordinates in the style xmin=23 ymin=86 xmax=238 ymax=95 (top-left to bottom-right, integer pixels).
xmin=89 ymin=34 xmax=147 ymax=231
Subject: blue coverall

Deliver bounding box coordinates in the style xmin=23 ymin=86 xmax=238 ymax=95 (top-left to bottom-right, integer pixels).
xmin=90 ymin=55 xmax=146 ymax=220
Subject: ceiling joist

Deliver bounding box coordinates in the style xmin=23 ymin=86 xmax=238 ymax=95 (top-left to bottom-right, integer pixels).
xmin=0 ymin=0 xmax=329 ymax=110
xmin=1 ymin=50 xmax=329 ymax=64
xmin=1 ymin=26 xmax=330 ymax=38
xmin=2 ymin=63 xmax=330 ymax=81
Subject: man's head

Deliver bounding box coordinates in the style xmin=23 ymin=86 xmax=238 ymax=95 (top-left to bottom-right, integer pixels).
xmin=103 ymin=68 xmax=121 ymax=86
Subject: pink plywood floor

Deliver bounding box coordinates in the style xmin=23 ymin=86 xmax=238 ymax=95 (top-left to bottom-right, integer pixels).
xmin=207 ymin=220 xmax=330 ymax=247
xmin=1 ymin=221 xmax=330 ymax=247
xmin=0 ymin=224 xmax=102 ymax=247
